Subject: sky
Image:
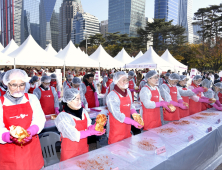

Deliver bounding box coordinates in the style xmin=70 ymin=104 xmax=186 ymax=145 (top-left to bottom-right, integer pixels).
xmin=81 ymin=0 xmax=222 ymax=22
xmin=0 ymin=0 xmax=222 ymax=30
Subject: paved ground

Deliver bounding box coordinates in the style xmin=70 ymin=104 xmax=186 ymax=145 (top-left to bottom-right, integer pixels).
xmin=215 ymin=164 xmax=222 ymax=170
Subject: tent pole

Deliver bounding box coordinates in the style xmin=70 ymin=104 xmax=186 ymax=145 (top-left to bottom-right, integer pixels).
xmin=63 ymin=61 xmax=65 ymax=79
xmin=14 ymin=58 xmax=16 ymax=69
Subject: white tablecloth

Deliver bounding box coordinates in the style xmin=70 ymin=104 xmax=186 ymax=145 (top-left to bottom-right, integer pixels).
xmin=44 ymin=108 xmax=222 ymax=170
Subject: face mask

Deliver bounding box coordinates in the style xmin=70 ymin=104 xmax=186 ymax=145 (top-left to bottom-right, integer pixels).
xmin=124 ymin=83 xmax=129 ymax=89
xmin=10 ymin=91 xmax=24 ymax=98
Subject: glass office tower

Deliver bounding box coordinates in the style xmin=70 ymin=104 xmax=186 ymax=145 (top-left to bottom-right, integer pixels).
xmin=39 ymin=0 xmax=63 ymax=51
xmin=1 ymin=0 xmax=40 ymax=47
xmin=108 ymin=0 xmax=146 ymax=37
xmin=154 ymin=0 xmax=178 ymax=25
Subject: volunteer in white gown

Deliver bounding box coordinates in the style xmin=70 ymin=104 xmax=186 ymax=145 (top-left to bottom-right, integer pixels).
xmin=63 ymin=74 xmax=73 ymax=89
xmin=55 ymin=88 xmax=105 ymax=161
xmin=0 ymin=73 xmax=7 ymax=96
xmin=201 ymin=79 xmax=222 ymax=111
xmin=159 ymin=73 xmax=188 ymax=124
xmin=27 ymin=76 xmax=39 ymax=94
xmin=0 ymin=69 xmax=46 ymax=170
xmin=106 ymin=71 xmax=143 ymax=144
xmin=33 ymin=76 xmax=60 ymax=115
xmin=140 ymin=71 xmax=171 ymax=130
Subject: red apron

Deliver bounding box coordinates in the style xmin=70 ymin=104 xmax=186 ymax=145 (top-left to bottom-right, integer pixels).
xmin=142 ymin=86 xmax=161 ymax=130
xmin=0 ymin=94 xmax=44 ymax=170
xmin=179 ymin=87 xmax=190 ymax=118
xmin=28 ymin=83 xmax=36 ymax=94
xmin=108 ymin=91 xmax=132 ymax=144
xmin=0 ymin=87 xmax=6 ymax=96
xmin=189 ymin=82 xmax=202 ymax=115
xmin=50 ymin=81 xmax=57 ymax=92
xmin=129 ymin=79 xmax=134 ymax=101
xmin=39 ymin=87 xmax=55 ymax=115
xmin=60 ymin=114 xmax=88 ymax=161
xmin=163 ymin=84 xmax=180 ymax=121
xmin=106 ymin=78 xmax=113 ymax=87
xmin=84 ymin=83 xmax=96 ymax=108
xmin=101 ymin=81 xmax=106 ymax=94
xmin=66 ymin=81 xmax=71 ymax=88
xmin=219 ymin=92 xmax=222 ymax=104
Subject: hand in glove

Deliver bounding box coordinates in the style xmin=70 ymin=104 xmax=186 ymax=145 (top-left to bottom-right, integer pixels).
xmin=57 ymin=91 xmax=61 ymax=98
xmin=170 ymin=101 xmax=188 ymax=109
xmin=124 ymin=117 xmax=143 ymax=129
xmin=192 ymin=87 xmax=207 ymax=94
xmin=155 ymin=101 xmax=171 ymax=112
xmin=212 ymin=103 xmax=222 ymax=111
xmin=2 ymin=132 xmax=12 ymax=143
xmin=129 ymin=89 xmax=135 ymax=92
xmin=215 ymin=100 xmax=222 ymax=107
xmin=198 ymin=97 xmax=211 ymax=104
xmin=55 ymin=107 xmax=60 ymax=115
xmin=80 ymin=124 xmax=105 ymax=139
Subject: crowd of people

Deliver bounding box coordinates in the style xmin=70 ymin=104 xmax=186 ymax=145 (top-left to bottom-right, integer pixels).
xmin=0 ymin=67 xmax=221 ymax=169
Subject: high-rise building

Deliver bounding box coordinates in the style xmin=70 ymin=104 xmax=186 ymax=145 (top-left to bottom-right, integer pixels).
xmin=100 ymin=20 xmax=108 ymax=37
xmin=1 ymin=0 xmax=40 ymax=47
xmin=58 ymin=0 xmax=83 ymax=49
xmin=71 ymin=12 xmax=100 ymax=44
xmin=178 ymin=0 xmax=193 ymax=43
xmin=154 ymin=0 xmax=179 ymax=25
xmin=39 ymin=0 xmax=63 ymax=51
xmin=108 ymin=0 xmax=146 ymax=37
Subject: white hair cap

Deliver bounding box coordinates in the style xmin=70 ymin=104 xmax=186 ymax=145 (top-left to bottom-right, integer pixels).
xmin=3 ymin=69 xmax=29 ymax=86
xmin=113 ymin=71 xmax=128 ymax=84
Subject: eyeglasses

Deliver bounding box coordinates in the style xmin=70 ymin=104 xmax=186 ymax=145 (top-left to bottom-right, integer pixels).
xmin=120 ymin=78 xmax=129 ymax=83
xmin=8 ymin=83 xmax=26 ymax=90
xmin=43 ymin=82 xmax=50 ymax=85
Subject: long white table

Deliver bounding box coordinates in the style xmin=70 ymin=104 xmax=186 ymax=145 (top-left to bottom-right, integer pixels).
xmin=44 ymin=108 xmax=222 ymax=170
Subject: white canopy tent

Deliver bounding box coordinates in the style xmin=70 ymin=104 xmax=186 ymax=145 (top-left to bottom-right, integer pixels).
xmin=0 ymin=52 xmax=14 ymax=65
xmin=45 ymin=44 xmax=63 ymax=66
xmin=126 ymin=46 xmax=174 ymax=72
xmin=135 ymin=51 xmax=143 ymax=59
xmin=161 ymin=49 xmax=188 ymax=72
xmin=89 ymin=45 xmax=123 ymax=68
xmin=0 ymin=43 xmax=4 ymax=51
xmin=1 ymin=39 xmax=19 ymax=55
xmin=114 ymin=48 xmax=133 ymax=67
xmin=8 ymin=35 xmax=62 ymax=67
xmin=56 ymin=41 xmax=99 ymax=78
xmin=45 ymin=44 xmax=58 ymax=56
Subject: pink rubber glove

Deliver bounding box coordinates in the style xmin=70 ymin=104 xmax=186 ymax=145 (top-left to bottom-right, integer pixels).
xmin=124 ymin=117 xmax=143 ymax=129
xmin=178 ymin=99 xmax=184 ymax=104
xmin=22 ymin=125 xmax=39 ymax=143
xmin=94 ymin=92 xmax=100 ymax=107
xmin=212 ymin=103 xmax=222 ymax=111
xmin=55 ymin=107 xmax=60 ymax=115
xmin=57 ymin=91 xmax=61 ymax=98
xmin=155 ymin=101 xmax=171 ymax=112
xmin=2 ymin=132 xmax=12 ymax=143
xmin=129 ymin=89 xmax=135 ymax=92
xmin=135 ymin=90 xmax=140 ymax=93
xmin=170 ymin=101 xmax=188 ymax=109
xmin=198 ymin=97 xmax=211 ymax=104
xmin=105 ymin=86 xmax=108 ymax=89
xmin=192 ymin=87 xmax=206 ymax=94
xmin=215 ymin=100 xmax=222 ymax=107
xmin=80 ymin=124 xmax=105 ymax=139
xmin=130 ymin=109 xmax=137 ymax=115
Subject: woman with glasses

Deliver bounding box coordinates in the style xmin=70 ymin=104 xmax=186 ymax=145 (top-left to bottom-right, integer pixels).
xmin=177 ymin=75 xmax=207 ymax=118
xmin=55 ymin=88 xmax=105 ymax=161
xmin=159 ymin=73 xmax=189 ymax=124
xmin=188 ymin=75 xmax=211 ymax=115
xmin=0 ymin=69 xmax=46 ymax=170
xmin=106 ymin=71 xmax=143 ymax=144
xmin=140 ymin=71 xmax=172 ymax=130
xmin=33 ymin=76 xmax=60 ymax=115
